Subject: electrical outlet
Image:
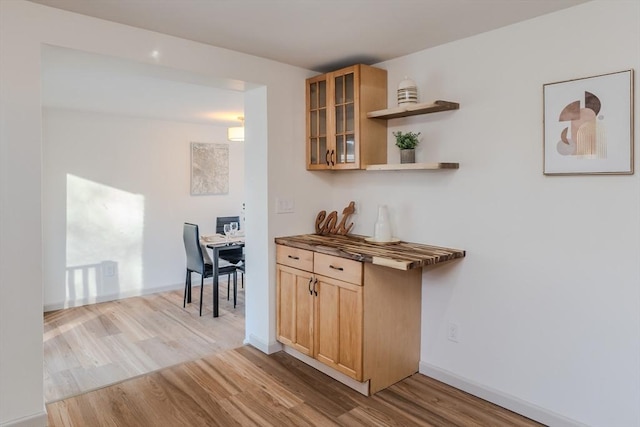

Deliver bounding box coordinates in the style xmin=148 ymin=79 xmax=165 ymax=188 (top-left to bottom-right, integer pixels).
xmin=447 ymin=322 xmax=459 ymax=343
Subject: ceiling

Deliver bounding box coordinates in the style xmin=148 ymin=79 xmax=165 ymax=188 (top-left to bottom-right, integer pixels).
xmin=30 ymin=0 xmax=588 ymax=73
xmin=42 ymin=45 xmax=245 ymax=127
xmin=36 ymin=0 xmax=588 ymax=126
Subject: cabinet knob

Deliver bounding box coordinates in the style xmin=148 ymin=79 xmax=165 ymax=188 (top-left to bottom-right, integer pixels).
xmin=330 ymin=149 xmax=335 ymax=166
xmin=308 ymin=277 xmax=313 ymax=295
xmin=313 ymin=278 xmax=318 ymax=296
xmin=325 ymin=150 xmax=330 ymax=166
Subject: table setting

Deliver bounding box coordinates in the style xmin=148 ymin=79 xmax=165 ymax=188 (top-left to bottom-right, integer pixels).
xmin=200 ymin=221 xmax=245 ymax=318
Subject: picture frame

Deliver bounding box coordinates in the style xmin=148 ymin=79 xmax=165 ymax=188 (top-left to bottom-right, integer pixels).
xmin=543 ymin=69 xmax=634 ymax=175
xmin=190 ymin=142 xmax=229 ymax=195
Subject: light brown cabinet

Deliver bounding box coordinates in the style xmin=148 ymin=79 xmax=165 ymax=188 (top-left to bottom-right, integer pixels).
xmin=276 ymin=263 xmax=314 ymax=356
xmin=306 ymin=64 xmax=387 ymax=170
xmin=276 ymin=243 xmax=422 ymax=395
xmin=312 ymin=252 xmax=363 ymax=380
xmin=276 ymin=245 xmax=363 ymax=380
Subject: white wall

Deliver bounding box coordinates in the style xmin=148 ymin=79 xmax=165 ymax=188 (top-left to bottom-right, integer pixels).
xmin=42 ymin=108 xmax=245 ymax=310
xmin=329 ymin=2 xmax=638 ymax=426
xmin=2 ymin=1 xmax=637 ymax=426
xmin=0 ymin=1 xmax=325 ymax=425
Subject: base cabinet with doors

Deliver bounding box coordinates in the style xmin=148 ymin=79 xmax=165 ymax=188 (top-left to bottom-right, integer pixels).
xmin=306 ymin=64 xmax=387 ymax=170
xmin=276 ymin=243 xmax=422 ymax=395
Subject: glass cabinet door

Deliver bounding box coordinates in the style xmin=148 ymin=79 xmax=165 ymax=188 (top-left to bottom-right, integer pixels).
xmin=307 ymin=78 xmax=327 ymax=167
xmin=334 ymin=71 xmax=356 ymax=166
xmin=306 ymin=64 xmax=386 ymax=171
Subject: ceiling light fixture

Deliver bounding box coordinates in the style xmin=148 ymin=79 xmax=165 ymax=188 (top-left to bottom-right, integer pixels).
xmin=227 ymin=116 xmax=244 ymax=142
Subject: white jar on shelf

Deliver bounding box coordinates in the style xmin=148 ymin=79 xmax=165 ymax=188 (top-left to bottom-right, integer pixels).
xmin=397 ymin=77 xmax=418 ymax=106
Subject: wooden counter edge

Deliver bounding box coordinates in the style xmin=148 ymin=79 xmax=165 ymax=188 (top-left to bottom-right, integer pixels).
xmin=275 ymin=235 xmax=465 ymax=271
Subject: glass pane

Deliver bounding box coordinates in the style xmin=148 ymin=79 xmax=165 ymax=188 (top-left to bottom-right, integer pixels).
xmin=345 ymin=73 xmax=354 ymax=103
xmin=310 ymin=111 xmax=317 ymax=137
xmin=346 ymin=134 xmax=355 ymax=163
xmin=335 ymin=75 xmax=344 ymax=104
xmin=346 ymin=104 xmax=354 ymax=132
xmin=319 ymin=137 xmax=327 ymax=163
xmin=336 ymin=135 xmax=344 ymax=164
xmin=318 ymin=81 xmax=326 ymax=108
xmin=310 ymin=82 xmax=317 ymax=109
xmin=335 ymin=106 xmax=343 ymax=133
xmin=310 ymin=138 xmax=318 ymax=164
xmin=319 ymin=109 xmax=326 ymax=135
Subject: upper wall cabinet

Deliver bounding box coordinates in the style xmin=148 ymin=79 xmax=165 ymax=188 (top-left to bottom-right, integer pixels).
xmin=306 ymin=64 xmax=387 ymax=170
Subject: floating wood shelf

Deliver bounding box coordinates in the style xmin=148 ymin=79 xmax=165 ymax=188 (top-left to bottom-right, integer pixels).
xmin=366 ymin=162 xmax=459 ymax=171
xmin=367 ymin=100 xmax=460 ymax=120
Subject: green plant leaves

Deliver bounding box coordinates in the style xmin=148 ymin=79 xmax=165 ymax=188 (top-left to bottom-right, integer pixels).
xmin=393 ymin=131 xmax=421 ymax=149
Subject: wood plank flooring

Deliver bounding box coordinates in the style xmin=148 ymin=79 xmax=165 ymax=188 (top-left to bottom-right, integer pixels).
xmin=47 ymin=345 xmax=543 ymax=427
xmin=44 ymin=278 xmax=244 ymax=402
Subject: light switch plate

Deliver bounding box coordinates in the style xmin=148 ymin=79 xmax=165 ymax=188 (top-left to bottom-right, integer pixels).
xmin=275 ymin=197 xmax=295 ymax=214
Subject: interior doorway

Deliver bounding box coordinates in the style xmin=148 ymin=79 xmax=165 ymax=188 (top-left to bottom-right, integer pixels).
xmin=41 ymin=45 xmax=248 ymax=403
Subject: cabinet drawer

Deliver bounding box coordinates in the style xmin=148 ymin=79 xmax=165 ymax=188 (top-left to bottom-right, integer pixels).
xmin=314 ymin=253 xmax=362 ymax=285
xmin=276 ymin=245 xmax=313 ymax=271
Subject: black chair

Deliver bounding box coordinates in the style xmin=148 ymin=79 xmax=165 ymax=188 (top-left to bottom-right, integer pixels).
xmin=216 ymin=216 xmax=245 ymax=293
xmin=237 ymin=254 xmax=245 ymax=289
xmin=183 ymin=223 xmax=237 ymax=316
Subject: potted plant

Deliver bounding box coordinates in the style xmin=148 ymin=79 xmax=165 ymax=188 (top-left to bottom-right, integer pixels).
xmin=393 ymin=131 xmax=421 ymax=164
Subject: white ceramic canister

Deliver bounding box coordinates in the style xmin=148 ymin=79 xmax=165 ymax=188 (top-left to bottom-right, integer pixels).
xmin=374 ymin=205 xmax=392 ymax=242
xmin=397 ymin=76 xmax=418 ymax=106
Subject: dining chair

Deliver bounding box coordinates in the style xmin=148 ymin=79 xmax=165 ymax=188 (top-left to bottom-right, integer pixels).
xmin=237 ymin=254 xmax=245 ymax=289
xmin=183 ymin=222 xmax=238 ymax=316
xmin=215 ymin=216 xmax=245 ymax=294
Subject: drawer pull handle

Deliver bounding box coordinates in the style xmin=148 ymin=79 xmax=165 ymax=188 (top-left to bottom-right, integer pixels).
xmin=325 ymin=150 xmax=330 ymax=166
xmin=313 ymin=278 xmax=318 ymax=296
xmin=329 ymin=265 xmax=344 ymax=271
xmin=287 ymin=255 xmax=300 ymax=260
xmin=308 ymin=277 xmax=313 ymax=295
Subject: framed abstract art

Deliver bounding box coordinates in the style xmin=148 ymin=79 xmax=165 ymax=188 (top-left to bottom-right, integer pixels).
xmin=543 ymin=69 xmax=634 ymax=175
xmin=190 ymin=142 xmax=229 ymax=195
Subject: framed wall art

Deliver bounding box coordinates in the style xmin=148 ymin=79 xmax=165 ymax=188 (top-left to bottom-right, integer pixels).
xmin=190 ymin=142 xmax=229 ymax=195
xmin=543 ymin=69 xmax=634 ymax=175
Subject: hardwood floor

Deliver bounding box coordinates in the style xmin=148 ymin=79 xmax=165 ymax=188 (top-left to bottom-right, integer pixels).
xmin=47 ymin=345 xmax=543 ymax=427
xmin=45 ymin=280 xmax=542 ymax=426
xmin=44 ymin=277 xmax=244 ymax=402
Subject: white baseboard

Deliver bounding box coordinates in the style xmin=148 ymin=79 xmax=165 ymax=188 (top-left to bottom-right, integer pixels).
xmin=283 ymin=346 xmax=370 ymax=396
xmin=419 ymin=361 xmax=586 ymax=427
xmin=43 ymin=282 xmax=185 ymax=312
xmin=245 ymin=334 xmax=282 ymax=354
xmin=0 ymin=409 xmax=47 ymax=427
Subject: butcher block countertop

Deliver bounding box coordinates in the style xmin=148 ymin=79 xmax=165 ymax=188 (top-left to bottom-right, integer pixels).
xmin=275 ymin=234 xmax=465 ymax=271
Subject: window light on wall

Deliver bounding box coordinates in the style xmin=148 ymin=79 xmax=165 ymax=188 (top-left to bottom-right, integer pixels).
xmin=227 ymin=116 xmax=244 ymax=142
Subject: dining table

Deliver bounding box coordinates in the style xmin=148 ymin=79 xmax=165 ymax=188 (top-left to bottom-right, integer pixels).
xmin=201 ymin=233 xmax=245 ymax=317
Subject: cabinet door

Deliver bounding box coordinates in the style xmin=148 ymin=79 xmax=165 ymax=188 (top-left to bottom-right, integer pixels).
xmin=306 ymin=74 xmax=330 ymax=170
xmin=306 ymin=64 xmax=386 ymax=171
xmin=331 ymin=66 xmax=359 ymax=170
xmin=276 ymin=264 xmax=314 ymax=356
xmin=314 ymin=274 xmax=363 ymax=380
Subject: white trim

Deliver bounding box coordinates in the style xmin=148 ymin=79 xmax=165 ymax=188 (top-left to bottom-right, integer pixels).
xmin=245 ymin=334 xmax=282 ymax=354
xmin=419 ymin=361 xmax=586 ymax=427
xmin=43 ymin=282 xmax=184 ymax=312
xmin=283 ymin=346 xmax=370 ymax=396
xmin=0 ymin=409 xmax=47 ymax=427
